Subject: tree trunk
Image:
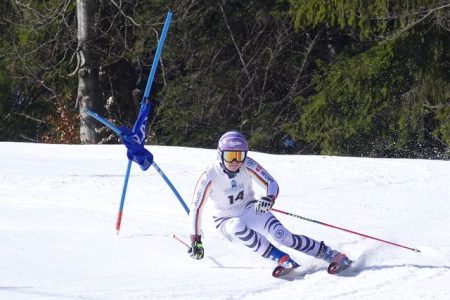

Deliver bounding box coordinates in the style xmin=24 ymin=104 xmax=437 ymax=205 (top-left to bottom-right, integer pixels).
xmin=77 ymin=0 xmax=102 ymax=144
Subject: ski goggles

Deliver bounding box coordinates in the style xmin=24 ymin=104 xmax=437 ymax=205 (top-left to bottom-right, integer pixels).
xmin=222 ymin=151 xmax=247 ymax=163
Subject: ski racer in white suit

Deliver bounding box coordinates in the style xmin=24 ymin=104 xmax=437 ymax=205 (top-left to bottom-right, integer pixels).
xmin=188 ymin=131 xmax=352 ymax=275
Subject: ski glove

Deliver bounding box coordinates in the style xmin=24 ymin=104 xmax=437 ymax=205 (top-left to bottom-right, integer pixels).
xmin=255 ymin=195 xmax=274 ymax=213
xmin=189 ymin=235 xmax=204 ymax=260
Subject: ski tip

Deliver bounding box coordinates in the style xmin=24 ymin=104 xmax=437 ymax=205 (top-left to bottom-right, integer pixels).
xmin=327 ymin=262 xmax=339 ymax=274
xmin=272 ymin=265 xmax=298 ymax=278
xmin=272 ymin=266 xmax=287 ymax=278
xmin=413 ymin=248 xmax=421 ymax=253
xmin=327 ymin=259 xmax=353 ymax=275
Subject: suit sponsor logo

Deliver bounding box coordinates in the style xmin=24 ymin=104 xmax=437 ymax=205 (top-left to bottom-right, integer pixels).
xmin=193 ymin=190 xmax=203 ymax=206
xmin=231 ymin=180 xmax=237 ymax=189
xmin=260 ymin=169 xmax=274 ymax=183
xmin=275 ymin=229 xmax=285 ymax=239
xmin=224 ymin=182 xmax=244 ymax=194
xmin=193 ymin=178 xmax=208 ymax=206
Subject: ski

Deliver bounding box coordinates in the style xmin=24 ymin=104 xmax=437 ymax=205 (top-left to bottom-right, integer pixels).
xmin=272 ymin=259 xmax=353 ymax=278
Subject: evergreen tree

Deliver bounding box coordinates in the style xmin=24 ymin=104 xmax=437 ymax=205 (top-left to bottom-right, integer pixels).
xmin=288 ymin=0 xmax=450 ymax=157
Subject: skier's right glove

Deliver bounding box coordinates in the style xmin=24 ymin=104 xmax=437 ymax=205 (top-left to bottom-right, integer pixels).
xmin=189 ymin=235 xmax=204 ymax=260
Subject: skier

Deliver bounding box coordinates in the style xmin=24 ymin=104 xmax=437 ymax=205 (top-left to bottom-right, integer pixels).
xmin=188 ymin=131 xmax=352 ymax=277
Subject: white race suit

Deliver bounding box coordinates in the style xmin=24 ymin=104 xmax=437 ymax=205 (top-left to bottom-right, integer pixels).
xmin=189 ymin=156 xmax=321 ymax=259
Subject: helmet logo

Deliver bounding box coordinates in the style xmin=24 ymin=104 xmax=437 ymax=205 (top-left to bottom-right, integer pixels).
xmin=227 ymin=141 xmax=242 ymax=147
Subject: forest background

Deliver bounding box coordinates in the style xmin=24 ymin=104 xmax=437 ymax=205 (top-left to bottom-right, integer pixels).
xmin=0 ymin=0 xmax=449 ymax=159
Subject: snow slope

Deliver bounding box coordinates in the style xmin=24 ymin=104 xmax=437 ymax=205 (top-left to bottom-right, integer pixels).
xmin=1 ymin=142 xmax=449 ymax=300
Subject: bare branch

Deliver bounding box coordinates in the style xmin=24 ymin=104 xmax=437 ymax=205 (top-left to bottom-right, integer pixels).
xmin=217 ymin=0 xmax=256 ymax=98
xmin=14 ymin=112 xmax=46 ymax=124
xmin=108 ymin=0 xmax=141 ymax=27
xmin=68 ymin=51 xmax=81 ymax=78
xmin=383 ymin=3 xmax=450 ymax=41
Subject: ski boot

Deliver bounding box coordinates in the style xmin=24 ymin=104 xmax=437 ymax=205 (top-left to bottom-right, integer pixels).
xmin=316 ymin=242 xmax=352 ymax=274
xmin=265 ymin=245 xmax=300 ymax=278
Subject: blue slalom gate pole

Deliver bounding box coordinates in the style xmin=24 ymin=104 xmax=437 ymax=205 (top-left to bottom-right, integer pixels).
xmin=86 ymin=106 xmax=190 ymax=218
xmin=85 ymin=110 xmax=121 ymax=135
xmin=152 ymin=162 xmax=190 ymax=215
xmin=86 ymin=11 xmax=183 ymax=233
xmin=84 ymin=109 xmax=135 ymax=233
xmin=114 ymin=11 xmax=173 ymax=233
xmin=116 ymin=160 xmax=132 ymax=233
xmin=142 ymin=11 xmax=172 ymax=102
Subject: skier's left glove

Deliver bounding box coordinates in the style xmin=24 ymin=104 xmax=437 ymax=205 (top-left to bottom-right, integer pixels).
xmin=188 ymin=235 xmax=204 ymax=260
xmin=255 ymin=195 xmax=274 ymax=213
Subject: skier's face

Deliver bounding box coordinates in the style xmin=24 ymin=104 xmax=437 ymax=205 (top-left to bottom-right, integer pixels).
xmin=223 ymin=160 xmax=243 ymax=172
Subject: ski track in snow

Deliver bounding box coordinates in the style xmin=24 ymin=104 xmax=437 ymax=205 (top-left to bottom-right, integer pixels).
xmin=1 ymin=143 xmax=449 ymax=300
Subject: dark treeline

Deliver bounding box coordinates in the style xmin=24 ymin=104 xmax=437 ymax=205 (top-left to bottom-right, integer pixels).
xmin=0 ymin=0 xmax=449 ymax=158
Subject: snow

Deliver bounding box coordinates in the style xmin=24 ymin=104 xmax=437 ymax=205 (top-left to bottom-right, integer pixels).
xmin=1 ymin=142 xmax=449 ymax=300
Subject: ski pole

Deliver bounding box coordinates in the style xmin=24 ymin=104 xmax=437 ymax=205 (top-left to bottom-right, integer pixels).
xmin=173 ymin=234 xmax=190 ymax=249
xmin=272 ymin=208 xmax=421 ymax=253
